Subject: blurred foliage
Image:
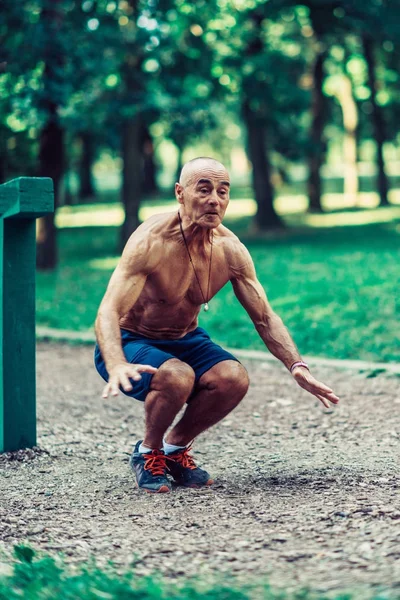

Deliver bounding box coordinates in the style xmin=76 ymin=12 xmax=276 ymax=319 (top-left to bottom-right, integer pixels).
xmin=2 ymin=0 xmax=400 ymax=184
xmin=0 ymin=545 xmax=391 ymax=600
xmin=2 ymin=0 xmax=400 ymax=270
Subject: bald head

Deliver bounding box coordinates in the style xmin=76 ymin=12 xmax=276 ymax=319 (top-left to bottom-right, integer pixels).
xmin=175 ymin=157 xmax=230 ymax=228
xmin=179 ymin=157 xmax=229 ymax=187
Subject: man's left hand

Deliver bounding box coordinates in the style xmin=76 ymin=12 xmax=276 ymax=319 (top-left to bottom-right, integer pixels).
xmin=292 ymin=367 xmax=340 ymax=408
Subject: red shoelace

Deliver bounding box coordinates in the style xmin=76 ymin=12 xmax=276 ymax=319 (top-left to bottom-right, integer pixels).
xmin=143 ymin=450 xmax=171 ymax=476
xmin=172 ymin=445 xmax=197 ymax=470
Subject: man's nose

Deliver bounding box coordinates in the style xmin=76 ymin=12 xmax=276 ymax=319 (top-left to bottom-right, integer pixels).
xmin=208 ymin=190 xmax=219 ymax=204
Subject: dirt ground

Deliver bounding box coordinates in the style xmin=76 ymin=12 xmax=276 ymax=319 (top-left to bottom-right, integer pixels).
xmin=1 ymin=342 xmax=399 ymax=599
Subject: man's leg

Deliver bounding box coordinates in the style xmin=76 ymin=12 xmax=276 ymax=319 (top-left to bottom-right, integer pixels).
xmin=165 ymin=360 xmax=249 ymax=446
xmin=130 ymin=358 xmax=195 ymax=493
xmin=142 ymin=358 xmax=196 ymax=448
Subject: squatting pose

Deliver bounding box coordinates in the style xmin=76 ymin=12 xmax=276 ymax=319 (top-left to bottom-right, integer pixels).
xmin=94 ymin=157 xmax=339 ymax=493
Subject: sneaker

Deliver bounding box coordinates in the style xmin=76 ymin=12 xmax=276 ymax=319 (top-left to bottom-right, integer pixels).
xmin=166 ymin=445 xmax=213 ymax=488
xmin=129 ymin=441 xmax=172 ymax=493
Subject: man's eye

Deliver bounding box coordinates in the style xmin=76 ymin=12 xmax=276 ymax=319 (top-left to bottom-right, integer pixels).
xmin=201 ymin=188 xmax=208 ymax=193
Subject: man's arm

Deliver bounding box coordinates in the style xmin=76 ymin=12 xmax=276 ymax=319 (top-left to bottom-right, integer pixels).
xmin=229 ymin=242 xmax=339 ymax=407
xmin=95 ymin=231 xmax=159 ymax=398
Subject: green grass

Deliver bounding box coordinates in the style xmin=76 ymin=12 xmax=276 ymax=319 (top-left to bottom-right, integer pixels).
xmin=0 ymin=546 xmax=393 ymax=600
xmin=36 ymin=216 xmax=400 ymax=362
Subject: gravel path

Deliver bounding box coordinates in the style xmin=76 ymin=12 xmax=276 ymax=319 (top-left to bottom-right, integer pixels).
xmin=1 ymin=342 xmax=399 ymax=598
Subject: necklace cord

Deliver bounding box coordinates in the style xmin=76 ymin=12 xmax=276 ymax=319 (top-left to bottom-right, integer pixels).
xmin=178 ymin=212 xmax=213 ymax=306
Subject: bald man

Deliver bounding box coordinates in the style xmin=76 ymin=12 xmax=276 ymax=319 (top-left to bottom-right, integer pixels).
xmin=94 ymin=157 xmax=339 ymax=493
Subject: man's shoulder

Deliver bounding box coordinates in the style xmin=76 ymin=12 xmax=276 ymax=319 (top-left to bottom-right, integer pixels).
xmin=217 ymin=225 xmax=246 ymax=253
xmin=140 ymin=211 xmax=174 ymax=232
xmin=217 ymin=223 xmax=240 ymax=245
xmin=121 ymin=213 xmax=174 ymax=272
xmin=127 ymin=212 xmax=174 ymax=245
xmin=217 ymin=225 xmax=251 ymax=272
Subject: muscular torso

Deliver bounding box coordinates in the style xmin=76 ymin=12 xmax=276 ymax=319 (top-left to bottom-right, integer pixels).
xmin=119 ymin=213 xmax=236 ymax=339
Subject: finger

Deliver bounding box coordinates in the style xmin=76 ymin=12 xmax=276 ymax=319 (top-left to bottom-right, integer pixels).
xmin=297 ymin=373 xmax=333 ymax=393
xmin=110 ymin=382 xmax=120 ymax=397
xmin=326 ymin=392 xmax=340 ymax=404
xmin=102 ymin=384 xmax=111 ymax=398
xmin=120 ymin=373 xmax=133 ymax=392
xmin=316 ymin=395 xmax=330 ymax=409
xmin=311 ymin=380 xmax=334 ymax=394
xmin=317 ymin=389 xmax=340 ymax=403
xmin=135 ymin=365 xmax=158 ymax=374
xmin=294 ymin=373 xmax=328 ymax=392
xmin=316 ymin=391 xmax=339 ymax=405
xmin=308 ymin=384 xmax=340 ymax=402
xmin=296 ymin=375 xmax=339 ymax=404
xmin=129 ymin=371 xmax=142 ymax=382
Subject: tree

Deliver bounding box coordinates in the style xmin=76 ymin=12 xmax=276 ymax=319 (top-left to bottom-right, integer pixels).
xmin=156 ymin=0 xmax=221 ymax=182
xmin=36 ymin=0 xmax=66 ymax=269
xmin=78 ymin=131 xmax=97 ymax=200
xmin=320 ymin=0 xmax=400 ymax=207
xmin=211 ymin=1 xmax=310 ymax=230
xmin=362 ymin=35 xmax=389 ymax=206
xmin=307 ymin=45 xmax=328 ymax=212
xmin=0 ymin=1 xmax=38 ymax=184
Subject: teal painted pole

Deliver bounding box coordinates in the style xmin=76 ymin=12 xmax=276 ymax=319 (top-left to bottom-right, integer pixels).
xmin=0 ymin=177 xmax=54 ymax=452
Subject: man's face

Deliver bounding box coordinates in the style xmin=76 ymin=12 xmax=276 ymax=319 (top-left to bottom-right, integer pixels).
xmin=175 ymin=165 xmax=230 ymax=228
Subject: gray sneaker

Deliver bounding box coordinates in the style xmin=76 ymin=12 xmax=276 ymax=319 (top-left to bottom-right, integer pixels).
xmin=130 ymin=441 xmax=172 ymax=493
xmin=166 ymin=445 xmax=213 ymax=488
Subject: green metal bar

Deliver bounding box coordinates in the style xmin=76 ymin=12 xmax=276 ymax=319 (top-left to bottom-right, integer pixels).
xmin=0 ymin=177 xmax=53 ymax=218
xmin=3 ymin=219 xmax=37 ymax=451
xmin=0 ymin=177 xmax=53 ymax=453
xmin=0 ymin=219 xmax=3 ymax=452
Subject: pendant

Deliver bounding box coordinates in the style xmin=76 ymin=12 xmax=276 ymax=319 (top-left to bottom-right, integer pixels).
xmin=204 ymin=303 xmax=209 ymax=312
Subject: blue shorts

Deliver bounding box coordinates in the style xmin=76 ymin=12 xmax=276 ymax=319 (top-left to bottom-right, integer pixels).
xmin=94 ymin=327 xmax=239 ymax=402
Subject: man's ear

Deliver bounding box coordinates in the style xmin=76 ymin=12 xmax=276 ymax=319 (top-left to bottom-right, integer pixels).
xmin=175 ymin=183 xmax=184 ymax=205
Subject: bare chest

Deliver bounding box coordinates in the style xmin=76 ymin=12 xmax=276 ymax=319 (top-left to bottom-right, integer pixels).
xmin=146 ymin=247 xmax=229 ymax=305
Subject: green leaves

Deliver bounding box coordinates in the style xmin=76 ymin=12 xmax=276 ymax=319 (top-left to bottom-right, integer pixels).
xmin=14 ymin=546 xmax=35 ymax=564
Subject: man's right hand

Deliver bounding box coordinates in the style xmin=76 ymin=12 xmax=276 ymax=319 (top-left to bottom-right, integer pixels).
xmin=102 ymin=362 xmax=158 ymax=398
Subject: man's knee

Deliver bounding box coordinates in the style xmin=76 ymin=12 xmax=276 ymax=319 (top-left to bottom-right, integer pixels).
xmin=202 ymin=361 xmax=249 ymax=398
xmin=150 ymin=358 xmax=195 ymax=400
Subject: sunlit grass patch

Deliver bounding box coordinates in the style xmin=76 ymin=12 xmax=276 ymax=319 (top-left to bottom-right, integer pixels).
xmin=293 ymin=205 xmax=400 ymax=228
xmin=55 ymin=191 xmax=400 ymax=229
xmin=36 ymin=217 xmax=400 ymax=361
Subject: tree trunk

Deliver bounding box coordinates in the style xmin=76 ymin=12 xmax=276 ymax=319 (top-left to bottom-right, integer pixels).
xmin=118 ymin=0 xmax=145 ymax=249
xmin=240 ymin=9 xmax=282 ymax=231
xmin=334 ymin=74 xmax=359 ymax=205
xmin=120 ymin=118 xmax=143 ymax=249
xmin=362 ymin=35 xmax=389 ymax=206
xmin=63 ymin=169 xmax=73 ymax=206
xmin=243 ymin=102 xmax=282 ymax=230
xmin=78 ymin=131 xmax=96 ymax=200
xmin=175 ymin=143 xmax=184 ymax=183
xmin=0 ymin=153 xmax=5 ymax=184
xmin=36 ymin=117 xmax=64 ymax=269
xmin=36 ymin=0 xmax=64 ymax=270
xmin=0 ymin=125 xmax=6 ymax=183
xmin=142 ymin=125 xmax=157 ymax=195
xmin=307 ymin=49 xmax=327 ymax=213
xmin=63 ymin=136 xmax=73 ymax=206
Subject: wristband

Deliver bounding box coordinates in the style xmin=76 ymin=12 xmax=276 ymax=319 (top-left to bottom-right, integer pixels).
xmin=290 ymin=361 xmax=309 ymax=374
